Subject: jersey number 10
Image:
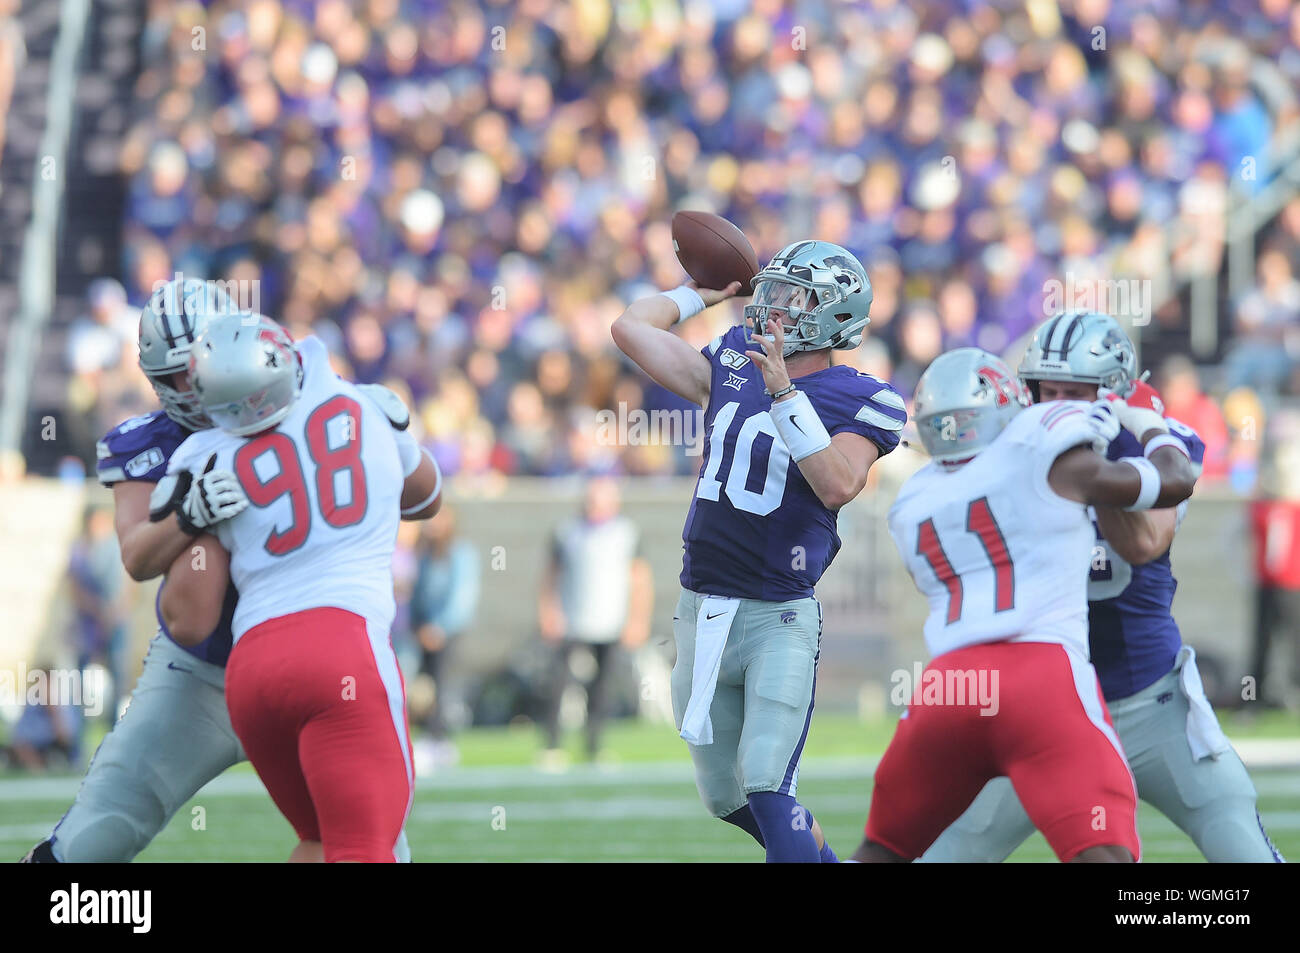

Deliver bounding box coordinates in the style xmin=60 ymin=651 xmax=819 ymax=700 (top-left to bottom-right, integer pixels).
xmin=696 ymin=402 xmax=791 ymax=516
xmin=233 ymin=396 xmax=369 ymax=556
xmin=916 ymin=497 xmax=1015 ymax=625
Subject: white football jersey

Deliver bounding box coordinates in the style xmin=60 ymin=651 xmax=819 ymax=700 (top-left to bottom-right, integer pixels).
xmin=169 ymin=336 xmax=422 ymax=640
xmin=888 ymin=401 xmax=1099 ymax=659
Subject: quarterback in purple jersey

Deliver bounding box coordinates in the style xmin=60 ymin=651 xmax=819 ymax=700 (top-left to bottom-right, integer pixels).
xmin=613 ymin=240 xmax=906 ymax=862
xmin=923 ymin=311 xmax=1283 ymax=863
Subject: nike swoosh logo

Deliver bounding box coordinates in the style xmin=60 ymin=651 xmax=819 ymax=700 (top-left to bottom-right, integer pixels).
xmin=789 ymin=415 xmax=806 ymax=435
xmin=167 ymin=662 xmax=193 ymax=673
xmin=705 ymin=611 xmax=726 ymax=620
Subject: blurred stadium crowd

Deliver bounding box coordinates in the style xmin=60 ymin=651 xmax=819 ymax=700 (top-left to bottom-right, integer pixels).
xmin=7 ymin=0 xmax=1300 ymax=771
xmin=49 ymin=0 xmax=1300 ymax=488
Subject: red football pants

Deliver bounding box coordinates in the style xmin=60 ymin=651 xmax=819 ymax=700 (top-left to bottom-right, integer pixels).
xmin=226 ymin=607 xmax=413 ymax=862
xmin=866 ymin=640 xmax=1139 ymax=862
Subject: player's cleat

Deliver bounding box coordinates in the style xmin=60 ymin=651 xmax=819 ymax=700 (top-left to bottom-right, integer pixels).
xmin=19 ymin=840 xmax=58 ymax=863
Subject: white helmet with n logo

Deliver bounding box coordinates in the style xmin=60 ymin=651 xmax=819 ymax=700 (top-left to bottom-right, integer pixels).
xmin=914 ymin=348 xmax=1031 ymax=465
xmin=188 ymin=313 xmax=303 ymax=436
xmin=138 ymin=277 xmax=240 ymax=430
xmin=1018 ymin=311 xmax=1136 ymax=403
xmin=743 ymin=240 xmax=873 ymax=356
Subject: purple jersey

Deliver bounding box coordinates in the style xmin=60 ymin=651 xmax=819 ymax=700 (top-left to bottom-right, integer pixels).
xmin=1088 ymin=420 xmax=1206 ymax=700
xmin=96 ymin=411 xmax=236 ymax=667
xmin=680 ymin=326 xmax=906 ymax=601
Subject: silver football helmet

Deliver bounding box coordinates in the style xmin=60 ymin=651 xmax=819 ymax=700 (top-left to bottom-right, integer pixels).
xmin=188 ymin=313 xmax=303 ymax=436
xmin=743 ymin=240 xmax=873 ymax=356
xmin=1018 ymin=311 xmax=1137 ymax=402
xmin=138 ymin=277 xmax=241 ymax=430
xmin=914 ymin=348 xmax=1031 ymax=465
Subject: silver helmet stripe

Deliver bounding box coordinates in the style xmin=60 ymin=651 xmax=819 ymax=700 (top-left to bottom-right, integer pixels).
xmin=156 ymin=285 xmax=196 ymax=349
xmin=173 ymin=289 xmax=193 ymax=342
xmin=1019 ymin=310 xmax=1137 ymax=395
xmin=1038 ymin=314 xmax=1064 ymax=359
xmin=1051 ymin=312 xmax=1087 ymax=360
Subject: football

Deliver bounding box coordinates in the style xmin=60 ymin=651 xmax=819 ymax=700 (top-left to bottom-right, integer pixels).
xmin=671 ymin=211 xmax=760 ymax=296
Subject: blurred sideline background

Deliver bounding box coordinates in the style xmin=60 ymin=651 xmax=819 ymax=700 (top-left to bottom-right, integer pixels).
xmin=0 ymin=0 xmax=1299 ymax=790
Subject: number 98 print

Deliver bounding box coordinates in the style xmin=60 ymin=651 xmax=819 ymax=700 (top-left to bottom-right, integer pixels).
xmin=234 ymin=395 xmax=369 ymax=555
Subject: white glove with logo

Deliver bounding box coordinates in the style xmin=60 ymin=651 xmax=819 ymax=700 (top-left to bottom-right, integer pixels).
xmin=1098 ymin=386 xmax=1169 ymax=439
xmin=151 ymin=454 xmax=248 ymax=535
xmin=1084 ymin=399 xmax=1121 ymax=453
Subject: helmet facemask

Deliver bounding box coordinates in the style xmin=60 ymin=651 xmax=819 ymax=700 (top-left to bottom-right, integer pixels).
xmin=138 ymin=278 xmax=242 ymax=431
xmin=742 ymin=241 xmax=873 ymax=357
xmin=744 ymin=278 xmax=821 ymax=356
xmin=148 ymin=368 xmax=213 ymax=432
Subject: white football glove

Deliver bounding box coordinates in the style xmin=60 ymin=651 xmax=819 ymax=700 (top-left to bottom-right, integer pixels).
xmin=151 ymin=454 xmax=248 ymax=535
xmin=1098 ymin=386 xmax=1169 ymax=439
xmin=1084 ymin=399 xmax=1121 ymax=453
xmin=357 ymin=383 xmax=410 ymax=431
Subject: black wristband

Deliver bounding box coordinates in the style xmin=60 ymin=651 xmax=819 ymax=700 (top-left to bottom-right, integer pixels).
xmin=149 ymin=470 xmax=192 ymax=523
xmin=175 ymin=507 xmax=203 ymax=536
xmin=768 ymin=383 xmax=796 ymax=400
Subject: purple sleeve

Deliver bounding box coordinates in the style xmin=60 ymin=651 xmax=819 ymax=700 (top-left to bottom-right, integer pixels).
xmin=817 ymin=374 xmax=907 ymax=455
xmin=94 ymin=412 xmax=187 ymax=486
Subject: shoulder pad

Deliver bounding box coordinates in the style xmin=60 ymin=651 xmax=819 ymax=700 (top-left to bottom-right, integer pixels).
xmin=356 ymin=383 xmax=411 ymax=431
xmin=96 ymin=412 xmax=187 ymax=485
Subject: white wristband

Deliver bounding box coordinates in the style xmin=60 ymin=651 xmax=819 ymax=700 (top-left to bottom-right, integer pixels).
xmin=1143 ymin=434 xmax=1189 ymax=460
xmin=769 ymin=389 xmax=832 ymax=461
xmin=1120 ymin=456 xmax=1162 ymax=511
xmin=661 ymin=285 xmax=706 ymax=323
xmin=402 ymin=449 xmax=442 ymax=516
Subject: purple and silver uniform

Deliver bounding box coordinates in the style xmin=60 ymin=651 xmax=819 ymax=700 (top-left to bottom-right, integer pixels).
xmin=1088 ymin=421 xmax=1206 ymax=700
xmin=680 ymin=325 xmax=906 ymax=601
xmin=96 ymin=411 xmax=236 ymax=667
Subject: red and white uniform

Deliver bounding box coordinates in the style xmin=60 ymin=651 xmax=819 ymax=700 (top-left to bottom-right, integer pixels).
xmin=169 ymin=336 xmax=421 ymax=862
xmin=868 ymin=401 xmax=1140 ymax=861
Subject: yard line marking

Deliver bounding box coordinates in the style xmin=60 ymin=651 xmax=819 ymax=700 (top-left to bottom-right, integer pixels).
xmin=0 ymin=741 xmax=1296 ymax=802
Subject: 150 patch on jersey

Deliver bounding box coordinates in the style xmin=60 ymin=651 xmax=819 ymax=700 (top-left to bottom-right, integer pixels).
xmin=126 ymin=447 xmax=166 ymax=477
xmin=719 ymin=348 xmax=750 ymax=370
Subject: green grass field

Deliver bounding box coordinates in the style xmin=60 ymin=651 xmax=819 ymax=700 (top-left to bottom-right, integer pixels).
xmin=2 ymin=712 xmax=1297 ymax=861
